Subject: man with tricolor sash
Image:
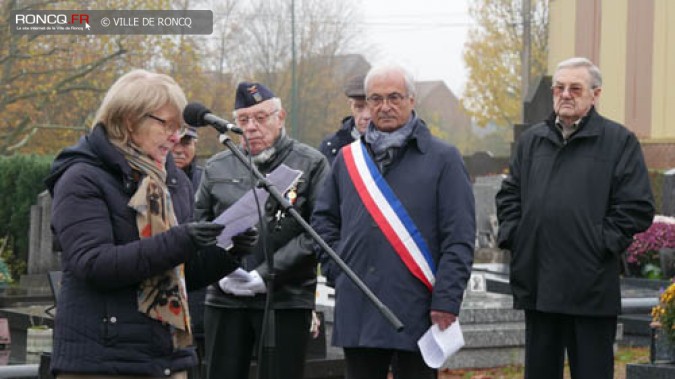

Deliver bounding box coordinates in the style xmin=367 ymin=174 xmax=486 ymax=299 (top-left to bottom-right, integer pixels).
xmin=312 ymin=64 xmax=476 ymax=379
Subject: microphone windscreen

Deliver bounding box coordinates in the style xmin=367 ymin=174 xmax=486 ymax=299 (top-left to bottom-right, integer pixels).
xmin=183 ymin=102 xmax=211 ymax=126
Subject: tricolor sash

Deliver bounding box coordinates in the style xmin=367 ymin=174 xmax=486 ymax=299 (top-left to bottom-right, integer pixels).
xmin=343 ymin=140 xmax=436 ymax=290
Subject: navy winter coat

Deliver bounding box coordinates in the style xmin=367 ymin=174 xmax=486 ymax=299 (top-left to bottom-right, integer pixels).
xmin=182 ymin=158 xmax=207 ymax=336
xmin=183 ymin=158 xmax=204 ymax=192
xmin=319 ymin=116 xmax=357 ymax=166
xmin=45 ymin=125 xmax=237 ymax=377
xmin=312 ymin=120 xmax=475 ymax=350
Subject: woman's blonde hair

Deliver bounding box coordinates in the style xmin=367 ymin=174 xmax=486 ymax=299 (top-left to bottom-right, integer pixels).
xmin=93 ymin=69 xmax=187 ymax=142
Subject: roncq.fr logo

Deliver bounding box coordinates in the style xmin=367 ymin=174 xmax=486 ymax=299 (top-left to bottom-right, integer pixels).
xmin=15 ymin=13 xmax=90 ymax=26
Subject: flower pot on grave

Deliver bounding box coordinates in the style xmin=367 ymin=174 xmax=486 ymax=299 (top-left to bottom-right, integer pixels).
xmin=651 ymin=325 xmax=675 ymax=364
xmin=26 ymin=326 xmax=53 ymax=364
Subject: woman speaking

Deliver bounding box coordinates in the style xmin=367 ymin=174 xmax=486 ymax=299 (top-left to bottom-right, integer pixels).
xmin=45 ymin=69 xmax=255 ymax=379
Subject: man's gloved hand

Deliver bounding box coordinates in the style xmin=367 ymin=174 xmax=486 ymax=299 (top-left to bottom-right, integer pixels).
xmin=227 ymin=268 xmax=251 ymax=281
xmin=218 ymin=268 xmax=255 ymax=297
xmin=239 ymin=270 xmax=267 ymax=294
xmin=229 ymin=228 xmax=259 ymax=258
xmin=218 ymin=276 xmax=255 ymax=297
xmin=186 ymin=222 xmax=225 ymax=249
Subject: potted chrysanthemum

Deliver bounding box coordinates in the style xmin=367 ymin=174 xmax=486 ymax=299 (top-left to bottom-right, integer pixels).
xmin=626 ymin=215 xmax=675 ymax=279
xmin=651 ymin=280 xmax=675 ymax=362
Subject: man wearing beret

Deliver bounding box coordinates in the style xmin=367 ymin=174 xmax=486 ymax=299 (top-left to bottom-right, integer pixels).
xmin=319 ymin=74 xmax=371 ymax=166
xmin=195 ymin=82 xmax=329 ymax=379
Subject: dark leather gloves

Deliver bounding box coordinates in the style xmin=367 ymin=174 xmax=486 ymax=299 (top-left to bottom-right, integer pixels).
xmin=229 ymin=228 xmax=259 ymax=258
xmin=186 ymin=222 xmax=225 ymax=249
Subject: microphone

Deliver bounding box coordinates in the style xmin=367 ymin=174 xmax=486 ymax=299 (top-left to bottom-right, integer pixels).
xmin=183 ymin=102 xmax=243 ymax=135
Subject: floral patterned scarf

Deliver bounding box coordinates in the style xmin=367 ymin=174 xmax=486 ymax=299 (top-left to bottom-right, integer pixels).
xmin=113 ymin=141 xmax=192 ymax=349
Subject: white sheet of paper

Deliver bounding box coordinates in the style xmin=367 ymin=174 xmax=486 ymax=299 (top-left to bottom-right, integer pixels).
xmin=212 ymin=164 xmax=302 ymax=248
xmin=417 ymin=321 xmax=465 ymax=368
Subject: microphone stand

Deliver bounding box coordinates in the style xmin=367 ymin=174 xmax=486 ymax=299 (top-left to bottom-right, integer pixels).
xmin=215 ymin=132 xmax=404 ymax=379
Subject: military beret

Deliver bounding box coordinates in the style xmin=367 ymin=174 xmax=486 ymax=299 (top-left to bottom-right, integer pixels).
xmin=234 ymin=82 xmax=276 ymax=109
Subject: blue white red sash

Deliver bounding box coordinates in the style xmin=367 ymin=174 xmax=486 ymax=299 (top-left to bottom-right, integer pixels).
xmin=342 ymin=140 xmax=436 ymax=290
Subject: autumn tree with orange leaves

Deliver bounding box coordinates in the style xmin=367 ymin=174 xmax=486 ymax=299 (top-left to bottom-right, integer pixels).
xmin=0 ymin=0 xmax=205 ymax=155
xmin=462 ymin=0 xmax=549 ymax=128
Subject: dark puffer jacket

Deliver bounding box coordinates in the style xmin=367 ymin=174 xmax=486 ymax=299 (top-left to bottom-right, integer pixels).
xmin=45 ymin=125 xmax=238 ymax=377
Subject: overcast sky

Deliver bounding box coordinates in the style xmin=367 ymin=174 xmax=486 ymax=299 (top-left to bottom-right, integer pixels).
xmin=354 ymin=0 xmax=473 ymax=96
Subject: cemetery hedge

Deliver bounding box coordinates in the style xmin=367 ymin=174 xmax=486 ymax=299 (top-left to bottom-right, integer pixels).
xmin=0 ymin=155 xmax=52 ymax=279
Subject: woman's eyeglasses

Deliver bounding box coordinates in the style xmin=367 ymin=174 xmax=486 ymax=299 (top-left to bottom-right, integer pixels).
xmin=145 ymin=114 xmax=187 ymax=135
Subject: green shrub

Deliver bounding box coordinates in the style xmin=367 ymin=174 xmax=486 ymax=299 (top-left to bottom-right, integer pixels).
xmin=0 ymin=155 xmax=53 ymax=277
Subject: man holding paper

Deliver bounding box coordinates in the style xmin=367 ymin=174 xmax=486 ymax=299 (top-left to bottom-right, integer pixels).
xmin=194 ymin=82 xmax=328 ymax=379
xmin=312 ymin=64 xmax=475 ymax=379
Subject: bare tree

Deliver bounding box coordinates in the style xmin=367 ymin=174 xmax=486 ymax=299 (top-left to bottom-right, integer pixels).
xmin=0 ymin=0 xmax=364 ymax=155
xmin=212 ymin=0 xmax=362 ymax=146
xmin=0 ymin=0 xmax=208 ymax=155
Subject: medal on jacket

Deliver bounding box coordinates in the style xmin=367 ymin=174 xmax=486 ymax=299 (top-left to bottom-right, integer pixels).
xmin=274 ymin=209 xmax=285 ymax=230
xmin=286 ymin=185 xmax=298 ymax=205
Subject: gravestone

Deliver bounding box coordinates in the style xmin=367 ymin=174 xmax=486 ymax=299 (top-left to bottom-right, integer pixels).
xmin=443 ymin=287 xmax=525 ymax=369
xmin=662 ymin=169 xmax=675 ymax=217
xmin=27 ymin=191 xmax=60 ymax=276
xmin=0 ymin=191 xmax=61 ymax=310
xmin=627 ymin=363 xmax=675 ymax=378
xmin=660 ymin=248 xmax=675 ymax=278
xmin=510 ymin=75 xmax=554 ymax=157
xmin=463 ymin=151 xmax=509 ymax=180
xmin=473 ymin=175 xmax=505 ymax=249
xmin=523 ymin=75 xmax=553 ymax=125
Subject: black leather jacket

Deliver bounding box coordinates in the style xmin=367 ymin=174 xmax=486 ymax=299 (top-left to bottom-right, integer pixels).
xmin=195 ymin=134 xmax=329 ymax=309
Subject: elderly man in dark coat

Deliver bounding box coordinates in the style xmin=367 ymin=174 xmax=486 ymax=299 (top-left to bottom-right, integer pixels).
xmin=319 ymin=74 xmax=371 ymax=165
xmin=496 ymin=57 xmax=655 ymax=379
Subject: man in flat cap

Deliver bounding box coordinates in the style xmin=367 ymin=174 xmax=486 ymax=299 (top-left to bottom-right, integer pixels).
xmin=173 ymin=126 xmax=202 ymax=188
xmin=195 ymin=82 xmax=329 ymax=379
xmin=172 ymin=126 xmax=208 ymax=379
xmin=319 ymin=74 xmax=371 ymax=165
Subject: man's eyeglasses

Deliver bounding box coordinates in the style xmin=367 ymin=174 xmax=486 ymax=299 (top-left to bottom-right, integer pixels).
xmin=366 ymin=93 xmax=409 ymax=107
xmin=145 ymin=114 xmax=186 ymax=135
xmin=236 ymin=110 xmax=279 ymax=125
xmin=551 ymin=84 xmax=590 ymax=97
